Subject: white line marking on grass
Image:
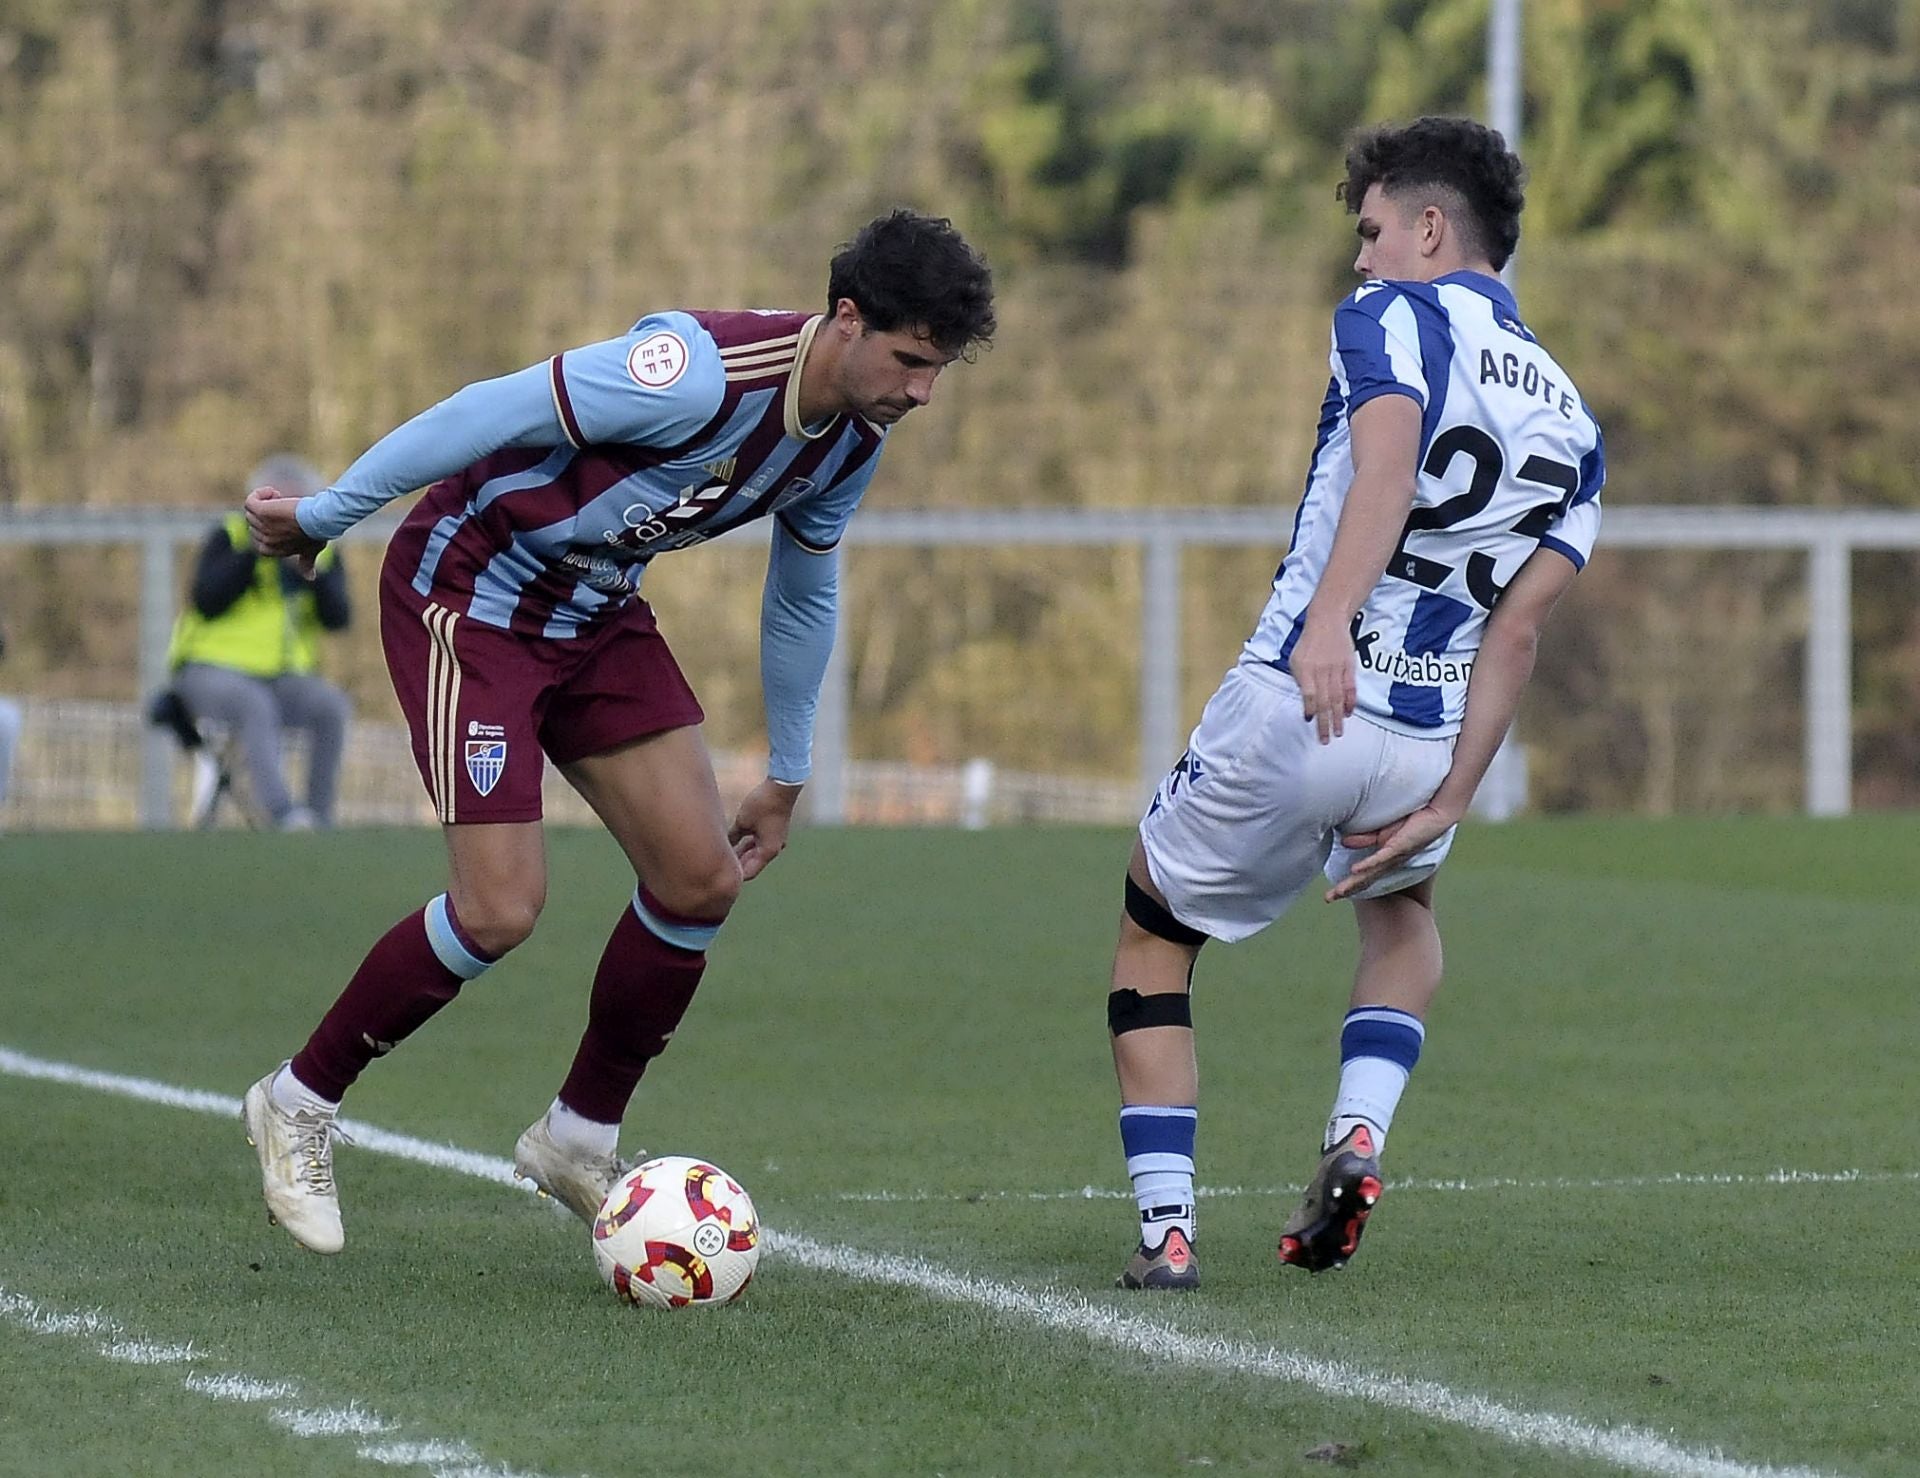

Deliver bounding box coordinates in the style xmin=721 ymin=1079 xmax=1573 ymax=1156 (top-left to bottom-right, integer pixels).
xmin=360 ymin=1439 xmax=550 ymax=1477
xmin=0 ymin=1046 xmax=531 ymax=1191
xmin=6 ymin=1048 xmax=1891 ymax=1207
xmin=0 ymin=1292 xmax=116 ymax=1338
xmin=2 ymin=1288 xmax=197 ymax=1366
xmin=0 ymin=1280 xmax=560 ymax=1477
xmin=361 ymin=1441 xmax=484 ymax=1466
xmin=827 ymin=1167 xmax=1920 ymax=1203
xmin=272 ymin=1405 xmax=395 ymax=1438
xmin=102 ymin=1339 xmax=198 ymax=1364
xmin=0 ymin=1043 xmax=1845 ymax=1478
xmin=768 ymin=1230 xmax=1834 ymax=1478
xmin=1404 ymin=1168 xmax=1920 ymax=1192
xmin=187 ymin=1373 xmax=300 ymax=1402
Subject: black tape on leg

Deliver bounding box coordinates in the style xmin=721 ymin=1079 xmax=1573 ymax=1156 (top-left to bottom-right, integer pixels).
xmin=1124 ymin=874 xmax=1208 ymax=948
xmin=1108 ymin=988 xmax=1194 ymax=1035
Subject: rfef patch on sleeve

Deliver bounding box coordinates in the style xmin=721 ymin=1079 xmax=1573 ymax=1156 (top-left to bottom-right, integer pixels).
xmin=627 ymin=331 xmax=690 ymax=390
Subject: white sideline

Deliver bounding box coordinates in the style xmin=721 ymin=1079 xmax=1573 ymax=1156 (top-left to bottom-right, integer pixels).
xmin=829 ymin=1167 xmax=1920 ymax=1203
xmin=0 ymin=1044 xmax=1841 ymax=1478
xmin=184 ymin=1373 xmax=298 ymax=1402
xmin=272 ymin=1405 xmax=395 ymax=1438
xmin=0 ymin=1285 xmax=547 ymax=1478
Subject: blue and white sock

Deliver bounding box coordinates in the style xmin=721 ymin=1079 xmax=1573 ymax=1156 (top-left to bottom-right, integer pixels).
xmin=1326 ymin=1007 xmax=1425 ymax=1153
xmin=1120 ymin=1104 xmax=1197 ymax=1244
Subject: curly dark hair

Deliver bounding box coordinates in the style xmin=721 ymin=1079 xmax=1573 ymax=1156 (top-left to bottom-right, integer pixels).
xmin=1338 ymin=117 xmax=1527 ymax=271
xmin=827 ymin=209 xmax=996 ymax=360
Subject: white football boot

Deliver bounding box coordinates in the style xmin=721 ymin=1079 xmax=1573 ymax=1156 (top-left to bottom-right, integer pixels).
xmin=512 ymin=1115 xmax=626 ymax=1223
xmin=243 ymin=1071 xmax=348 ymax=1254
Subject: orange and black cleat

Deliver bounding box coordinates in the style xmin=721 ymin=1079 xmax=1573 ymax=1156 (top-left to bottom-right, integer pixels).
xmin=1277 ymin=1125 xmax=1383 ymax=1273
xmin=1117 ymin=1226 xmax=1200 ymax=1291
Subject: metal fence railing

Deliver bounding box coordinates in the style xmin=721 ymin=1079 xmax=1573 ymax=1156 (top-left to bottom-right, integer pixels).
xmin=0 ymin=697 xmax=1141 ymax=833
xmin=1 ymin=504 xmax=1904 ymax=826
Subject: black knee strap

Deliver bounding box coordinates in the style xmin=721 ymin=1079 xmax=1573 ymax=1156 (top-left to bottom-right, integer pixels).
xmin=1124 ymin=874 xmax=1208 ymax=948
xmin=1108 ymin=988 xmax=1193 ymax=1035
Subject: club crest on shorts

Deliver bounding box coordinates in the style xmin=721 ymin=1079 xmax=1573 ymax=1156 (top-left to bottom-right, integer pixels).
xmin=465 ymin=739 xmax=507 ymax=796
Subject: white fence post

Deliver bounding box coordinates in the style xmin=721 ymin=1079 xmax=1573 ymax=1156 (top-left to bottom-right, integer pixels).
xmin=1804 ymin=536 xmax=1851 ymax=817
xmin=138 ymin=539 xmax=176 ymax=828
xmin=961 ymin=757 xmax=994 ymax=829
xmin=1139 ymin=536 xmax=1182 ymax=802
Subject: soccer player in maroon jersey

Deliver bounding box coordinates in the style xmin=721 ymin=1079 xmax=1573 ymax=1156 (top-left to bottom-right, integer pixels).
xmin=242 ymin=211 xmax=994 ymax=1253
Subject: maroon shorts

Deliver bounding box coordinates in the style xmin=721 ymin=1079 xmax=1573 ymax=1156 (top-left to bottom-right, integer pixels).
xmin=380 ymin=562 xmax=704 ymax=824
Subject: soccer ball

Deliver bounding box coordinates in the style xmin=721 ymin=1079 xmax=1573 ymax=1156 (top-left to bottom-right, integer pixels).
xmin=591 ymin=1155 xmax=760 ymax=1308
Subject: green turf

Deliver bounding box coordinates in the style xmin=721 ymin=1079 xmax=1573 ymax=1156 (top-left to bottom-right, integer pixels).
xmin=1 ymin=820 xmax=1916 ymax=1476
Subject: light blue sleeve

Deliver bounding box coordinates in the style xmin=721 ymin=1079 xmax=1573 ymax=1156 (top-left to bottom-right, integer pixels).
xmin=551 ymin=311 xmax=725 ymax=449
xmin=759 ymin=521 xmax=841 ymax=784
xmin=295 ymin=362 xmax=567 ymax=541
xmin=776 ymin=444 xmax=882 ymax=554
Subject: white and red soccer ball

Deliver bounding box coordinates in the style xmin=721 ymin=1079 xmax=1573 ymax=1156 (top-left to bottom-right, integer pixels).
xmin=591 ymin=1155 xmax=760 ymax=1308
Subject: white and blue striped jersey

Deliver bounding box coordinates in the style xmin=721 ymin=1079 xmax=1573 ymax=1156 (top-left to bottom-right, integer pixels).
xmin=1244 ymin=271 xmax=1604 ymax=736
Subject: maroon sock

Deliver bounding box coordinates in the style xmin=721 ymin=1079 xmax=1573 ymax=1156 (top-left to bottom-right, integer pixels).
xmin=557 ymin=889 xmax=717 ymax=1124
xmin=291 ymin=900 xmax=491 ymax=1102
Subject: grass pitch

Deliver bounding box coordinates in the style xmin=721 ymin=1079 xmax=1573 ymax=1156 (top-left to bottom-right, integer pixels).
xmin=2 ymin=819 xmax=1917 ymax=1476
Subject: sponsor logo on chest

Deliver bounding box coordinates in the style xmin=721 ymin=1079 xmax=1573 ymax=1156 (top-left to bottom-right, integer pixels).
xmin=1354 ymin=630 xmax=1475 ymax=687
xmin=604 ymin=462 xmax=814 ymax=551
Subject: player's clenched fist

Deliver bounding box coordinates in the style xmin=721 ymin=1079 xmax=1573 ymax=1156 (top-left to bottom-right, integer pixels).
xmin=244 ymin=485 xmax=327 ymax=574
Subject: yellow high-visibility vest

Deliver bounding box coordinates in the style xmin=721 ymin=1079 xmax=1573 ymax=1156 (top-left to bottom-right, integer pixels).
xmin=167 ymin=514 xmax=339 ymax=678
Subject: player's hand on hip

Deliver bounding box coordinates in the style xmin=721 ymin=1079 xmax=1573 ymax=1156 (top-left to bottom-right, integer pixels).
xmin=244 ymin=485 xmax=327 ymax=575
xmin=1288 ymin=616 xmax=1357 ymax=745
xmin=728 ymin=777 xmax=804 ymax=882
xmin=1326 ymin=804 xmax=1454 ymax=902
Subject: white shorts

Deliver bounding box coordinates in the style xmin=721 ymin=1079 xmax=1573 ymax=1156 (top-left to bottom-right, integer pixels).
xmin=1139 ymin=662 xmax=1457 ymax=943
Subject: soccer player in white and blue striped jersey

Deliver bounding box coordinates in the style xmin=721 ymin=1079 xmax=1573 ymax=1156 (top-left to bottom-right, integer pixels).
xmin=1110 ymin=118 xmax=1603 ymax=1289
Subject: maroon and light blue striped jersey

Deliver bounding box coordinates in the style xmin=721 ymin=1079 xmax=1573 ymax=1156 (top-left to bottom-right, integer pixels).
xmin=294 ymin=309 xmax=880 ymax=780
xmin=298 ymin=310 xmax=886 ymax=639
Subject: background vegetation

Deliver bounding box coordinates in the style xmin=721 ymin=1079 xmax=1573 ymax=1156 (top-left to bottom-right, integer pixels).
xmin=3 ymin=0 xmax=1917 ymax=809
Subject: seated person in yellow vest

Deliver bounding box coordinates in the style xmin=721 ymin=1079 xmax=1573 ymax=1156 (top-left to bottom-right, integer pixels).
xmin=168 ymin=459 xmax=352 ymax=829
